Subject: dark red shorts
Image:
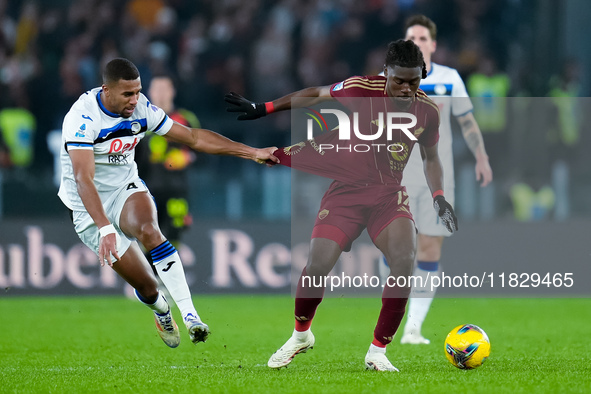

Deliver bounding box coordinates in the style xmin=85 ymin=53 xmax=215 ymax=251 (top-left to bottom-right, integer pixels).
xmin=311 ymin=182 xmax=414 ymax=251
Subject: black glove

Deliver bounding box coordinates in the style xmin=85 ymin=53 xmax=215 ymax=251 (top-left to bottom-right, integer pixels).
xmin=433 ymin=195 xmax=458 ymax=233
xmin=225 ymin=92 xmax=267 ymax=120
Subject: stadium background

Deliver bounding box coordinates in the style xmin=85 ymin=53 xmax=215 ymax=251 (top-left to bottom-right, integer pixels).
xmin=0 ymin=0 xmax=590 ymax=296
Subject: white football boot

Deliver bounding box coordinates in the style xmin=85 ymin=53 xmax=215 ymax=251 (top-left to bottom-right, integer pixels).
xmin=184 ymin=313 xmax=210 ymax=344
xmin=365 ymin=348 xmax=399 ymax=372
xmin=268 ymin=330 xmax=315 ymax=369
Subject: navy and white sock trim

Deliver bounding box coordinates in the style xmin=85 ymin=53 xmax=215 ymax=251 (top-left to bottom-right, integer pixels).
xmin=150 ymin=240 xmax=176 ymax=263
xmin=134 ymin=288 xmax=151 ymax=304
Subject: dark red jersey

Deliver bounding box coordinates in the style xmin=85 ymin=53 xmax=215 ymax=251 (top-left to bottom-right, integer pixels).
xmin=274 ymin=75 xmax=440 ymax=186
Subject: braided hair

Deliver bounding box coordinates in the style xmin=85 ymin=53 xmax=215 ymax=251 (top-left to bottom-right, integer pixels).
xmin=384 ymin=39 xmax=428 ymax=79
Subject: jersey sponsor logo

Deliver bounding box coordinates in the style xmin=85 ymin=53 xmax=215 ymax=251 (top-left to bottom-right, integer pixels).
xmin=318 ymin=209 xmax=329 ymax=220
xmin=126 ymin=182 xmax=138 ymax=190
xmin=82 ymin=114 xmax=93 ymax=121
xmin=108 ymin=137 xmax=139 ymax=154
xmin=162 ymin=261 xmax=176 ymax=272
xmin=108 ymin=154 xmax=130 ymax=165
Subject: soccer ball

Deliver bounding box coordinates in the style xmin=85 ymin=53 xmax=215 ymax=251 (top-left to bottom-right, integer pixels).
xmin=444 ymin=324 xmax=490 ymax=369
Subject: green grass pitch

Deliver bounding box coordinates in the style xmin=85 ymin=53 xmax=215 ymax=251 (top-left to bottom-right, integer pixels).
xmin=1 ymin=295 xmax=589 ymax=393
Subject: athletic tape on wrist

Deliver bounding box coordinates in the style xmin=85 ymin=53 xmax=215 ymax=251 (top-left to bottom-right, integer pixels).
xmin=432 ymin=189 xmax=444 ymax=199
xmin=265 ymin=101 xmax=275 ymax=114
xmin=99 ymin=224 xmax=117 ymax=238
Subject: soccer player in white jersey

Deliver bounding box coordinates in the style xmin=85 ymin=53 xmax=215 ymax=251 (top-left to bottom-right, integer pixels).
xmin=379 ymin=15 xmax=493 ymax=344
xmin=58 ymin=58 xmax=278 ymax=348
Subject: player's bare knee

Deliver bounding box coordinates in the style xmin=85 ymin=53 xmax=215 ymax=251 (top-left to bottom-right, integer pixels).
xmin=136 ymin=222 xmax=165 ymax=249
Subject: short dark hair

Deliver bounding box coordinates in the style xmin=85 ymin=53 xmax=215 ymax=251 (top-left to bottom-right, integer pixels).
xmin=405 ymin=14 xmax=437 ymax=41
xmin=385 ymin=39 xmax=427 ymax=78
xmin=103 ymin=58 xmax=140 ymax=85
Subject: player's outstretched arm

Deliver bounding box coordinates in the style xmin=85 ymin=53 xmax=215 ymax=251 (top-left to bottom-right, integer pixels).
xmin=224 ymin=86 xmax=333 ymax=120
xmin=69 ymin=149 xmax=120 ymax=265
xmin=421 ymin=143 xmax=458 ymax=233
xmin=456 ymin=112 xmax=493 ymax=187
xmin=164 ymin=122 xmax=279 ymax=165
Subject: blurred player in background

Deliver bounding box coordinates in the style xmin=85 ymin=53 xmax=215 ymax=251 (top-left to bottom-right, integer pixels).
xmin=58 ymin=58 xmax=278 ymax=348
xmin=226 ymin=40 xmax=457 ymax=371
xmin=378 ymin=15 xmax=492 ymax=345
xmin=137 ymin=75 xmax=199 ymax=252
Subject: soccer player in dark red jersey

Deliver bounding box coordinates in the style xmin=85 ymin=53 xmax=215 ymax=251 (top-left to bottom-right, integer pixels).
xmin=226 ymin=40 xmax=458 ymax=372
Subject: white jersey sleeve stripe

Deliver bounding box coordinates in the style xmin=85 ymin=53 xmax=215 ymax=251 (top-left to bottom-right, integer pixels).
xmin=66 ymin=143 xmax=93 ymax=150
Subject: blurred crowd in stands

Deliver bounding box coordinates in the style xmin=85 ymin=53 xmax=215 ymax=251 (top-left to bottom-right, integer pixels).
xmin=0 ymin=0 xmax=588 ymax=220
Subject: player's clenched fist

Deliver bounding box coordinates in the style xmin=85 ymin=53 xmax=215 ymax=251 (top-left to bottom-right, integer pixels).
xmin=433 ymin=195 xmax=458 ymax=233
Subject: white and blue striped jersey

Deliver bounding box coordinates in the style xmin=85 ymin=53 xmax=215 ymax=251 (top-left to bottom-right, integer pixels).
xmin=403 ymin=63 xmax=473 ymax=189
xmin=58 ymin=87 xmax=174 ymax=211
